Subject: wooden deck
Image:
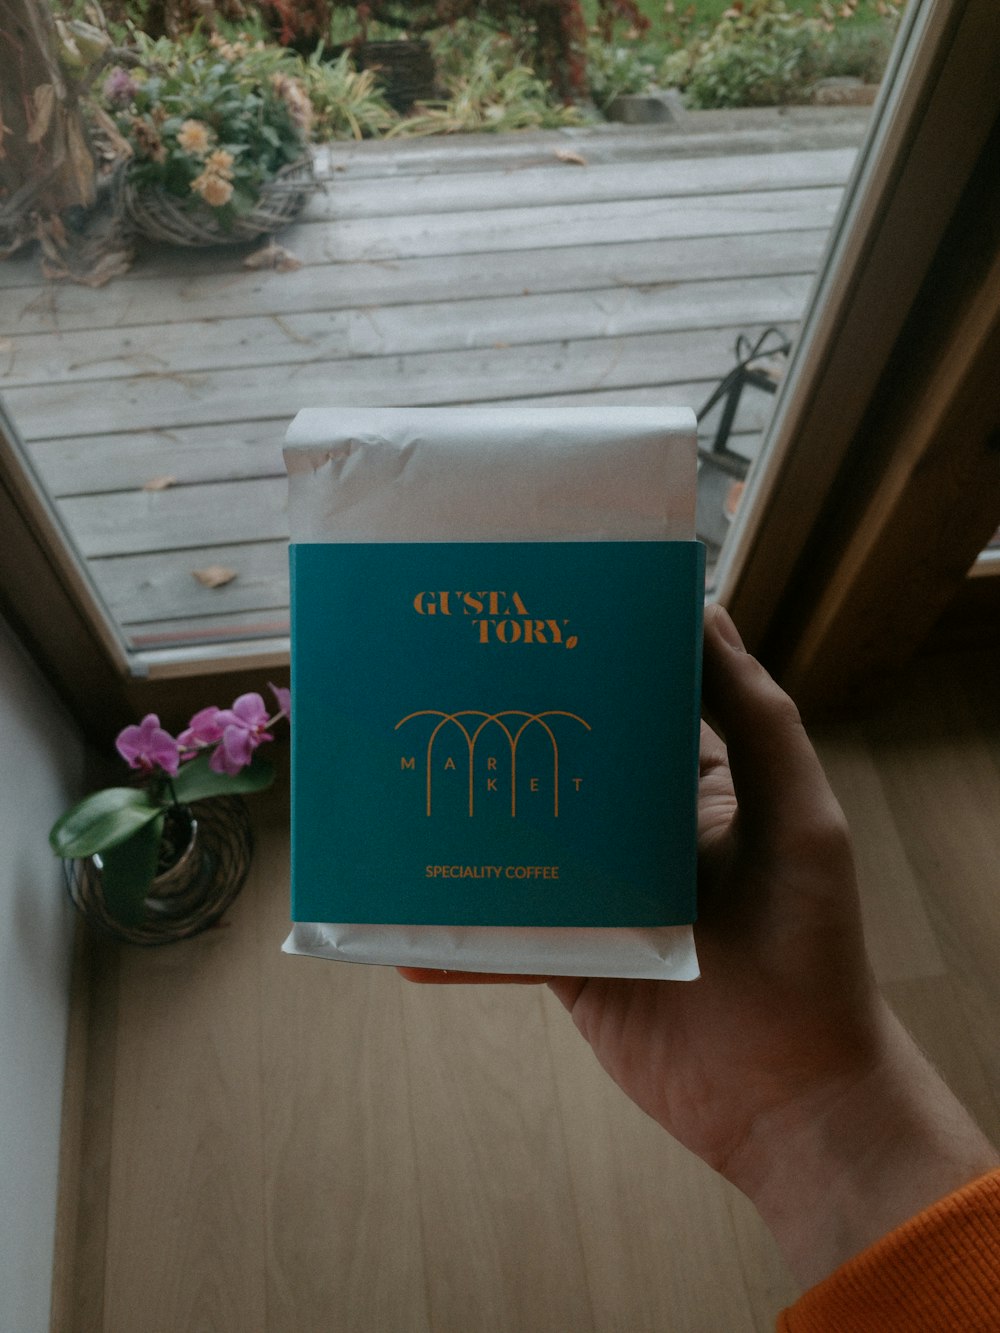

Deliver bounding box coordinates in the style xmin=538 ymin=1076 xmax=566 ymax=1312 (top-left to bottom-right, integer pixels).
xmin=0 ymin=111 xmax=866 ymax=654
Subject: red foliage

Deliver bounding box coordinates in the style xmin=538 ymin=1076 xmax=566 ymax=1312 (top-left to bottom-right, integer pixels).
xmin=595 ymin=0 xmax=651 ymax=42
xmin=259 ymin=0 xmax=333 ymax=47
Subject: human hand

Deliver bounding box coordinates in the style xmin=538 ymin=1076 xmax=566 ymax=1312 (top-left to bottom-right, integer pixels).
xmin=548 ymin=605 xmax=998 ymax=1284
xmin=548 ymin=601 xmax=879 ymax=1184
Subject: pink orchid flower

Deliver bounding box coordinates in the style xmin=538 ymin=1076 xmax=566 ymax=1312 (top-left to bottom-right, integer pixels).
xmin=115 ymin=714 xmax=181 ymax=777
xmin=209 ymin=693 xmax=274 ymax=776
xmin=177 ymin=705 xmax=225 ymax=749
xmin=269 ymin=682 xmax=291 ymax=720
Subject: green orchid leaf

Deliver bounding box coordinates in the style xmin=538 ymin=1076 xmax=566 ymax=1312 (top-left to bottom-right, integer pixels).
xmin=169 ymin=752 xmax=274 ymax=804
xmin=49 ymin=787 xmax=163 ymax=859
xmin=97 ymin=814 xmax=165 ymax=927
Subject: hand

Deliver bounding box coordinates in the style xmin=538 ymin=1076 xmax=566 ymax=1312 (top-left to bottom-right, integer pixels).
xmin=549 ymin=605 xmax=998 ymax=1285
xmin=550 ymin=601 xmax=879 ymax=1186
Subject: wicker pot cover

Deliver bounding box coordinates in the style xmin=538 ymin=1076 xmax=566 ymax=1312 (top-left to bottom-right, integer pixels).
xmin=120 ymin=156 xmax=314 ymax=247
xmin=64 ymin=796 xmax=254 ymax=945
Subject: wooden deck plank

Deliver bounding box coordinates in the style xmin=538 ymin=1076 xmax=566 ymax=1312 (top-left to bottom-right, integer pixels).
xmin=32 ymin=419 xmax=289 ymax=497
xmin=302 ymin=146 xmax=857 ymax=219
xmin=2 ymin=274 xmax=811 ymax=391
xmin=310 ymin=110 xmax=869 ymax=176
xmin=61 ymin=477 xmax=288 ymax=557
xmin=13 ymin=323 xmax=773 ymax=440
xmin=2 ymin=231 xmax=829 ymax=336
xmin=91 ymin=538 xmax=289 ymax=623
xmin=264 ymin=187 xmax=845 ymax=264
xmin=0 ymin=186 xmax=840 ymax=298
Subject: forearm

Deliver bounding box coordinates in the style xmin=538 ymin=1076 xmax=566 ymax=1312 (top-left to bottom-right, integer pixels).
xmin=731 ymin=1000 xmax=1000 ymax=1289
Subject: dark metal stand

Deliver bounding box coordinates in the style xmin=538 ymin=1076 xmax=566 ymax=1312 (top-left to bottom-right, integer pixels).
xmin=696 ymin=327 xmax=791 ymax=554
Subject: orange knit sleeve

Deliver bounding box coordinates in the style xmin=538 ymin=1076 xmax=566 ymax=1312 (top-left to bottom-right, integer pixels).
xmin=777 ymin=1168 xmax=1000 ymax=1332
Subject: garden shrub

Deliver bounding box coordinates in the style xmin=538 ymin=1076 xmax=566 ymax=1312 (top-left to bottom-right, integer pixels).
xmin=661 ymin=1 xmax=827 ymax=109
xmin=586 ymin=36 xmax=657 ymax=110
xmin=661 ymin=0 xmax=903 ymax=109
xmin=817 ymin=18 xmax=899 ymax=85
xmin=287 ymin=47 xmax=399 ymax=140
xmin=389 ymin=28 xmax=587 ymax=134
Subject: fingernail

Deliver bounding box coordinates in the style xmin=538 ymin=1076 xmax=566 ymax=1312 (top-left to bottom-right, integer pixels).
xmin=710 ymin=605 xmax=745 ymax=652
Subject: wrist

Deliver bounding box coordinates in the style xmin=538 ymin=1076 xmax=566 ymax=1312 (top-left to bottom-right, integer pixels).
xmin=728 ymin=1002 xmax=1000 ymax=1288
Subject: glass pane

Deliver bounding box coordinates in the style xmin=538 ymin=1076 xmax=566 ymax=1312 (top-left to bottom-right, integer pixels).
xmin=0 ymin=2 xmax=906 ymax=667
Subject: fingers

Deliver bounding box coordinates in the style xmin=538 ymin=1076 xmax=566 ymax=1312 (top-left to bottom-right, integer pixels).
xmin=397 ymin=967 xmax=547 ymax=985
xmin=702 ymin=605 xmax=845 ymax=849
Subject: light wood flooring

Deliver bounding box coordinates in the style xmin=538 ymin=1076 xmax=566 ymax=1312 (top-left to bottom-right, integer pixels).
xmin=0 ymin=110 xmax=867 ymax=652
xmin=52 ymin=645 xmax=1000 ymax=1332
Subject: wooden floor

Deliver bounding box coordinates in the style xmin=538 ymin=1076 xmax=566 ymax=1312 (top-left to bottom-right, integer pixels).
xmin=52 ymin=647 xmax=1000 ymax=1332
xmin=0 ymin=112 xmax=866 ymax=652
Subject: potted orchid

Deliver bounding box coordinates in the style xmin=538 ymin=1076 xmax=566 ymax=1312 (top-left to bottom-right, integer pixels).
xmin=50 ymin=685 xmax=290 ymax=938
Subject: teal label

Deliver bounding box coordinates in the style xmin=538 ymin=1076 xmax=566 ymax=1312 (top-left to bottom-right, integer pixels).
xmin=289 ymin=542 xmax=704 ymax=927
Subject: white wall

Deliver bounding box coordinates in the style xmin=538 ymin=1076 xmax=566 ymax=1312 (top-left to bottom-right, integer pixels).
xmin=0 ymin=614 xmax=85 ymax=1333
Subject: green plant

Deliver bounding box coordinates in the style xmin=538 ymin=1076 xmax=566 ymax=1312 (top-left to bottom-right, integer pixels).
xmin=816 ymin=16 xmax=899 ymax=83
xmin=282 ymin=46 xmax=399 ymax=140
xmin=660 ymin=0 xmax=902 ymax=108
xmin=586 ymin=35 xmax=656 ymax=109
xmin=101 ymin=29 xmax=310 ymax=222
xmin=389 ymin=30 xmax=587 ymax=135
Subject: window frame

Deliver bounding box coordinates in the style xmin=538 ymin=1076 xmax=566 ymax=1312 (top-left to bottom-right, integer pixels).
xmin=713 ymin=0 xmax=1000 ymax=710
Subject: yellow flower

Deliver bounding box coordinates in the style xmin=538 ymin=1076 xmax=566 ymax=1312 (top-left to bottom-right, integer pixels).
xmin=205 ymin=149 xmax=235 ymax=177
xmin=191 ymin=170 xmax=233 ymax=207
xmin=177 ymin=119 xmax=211 ymax=155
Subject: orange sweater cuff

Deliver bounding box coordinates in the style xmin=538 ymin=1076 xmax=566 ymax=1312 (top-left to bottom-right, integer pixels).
xmin=777 ymin=1168 xmax=1000 ymax=1331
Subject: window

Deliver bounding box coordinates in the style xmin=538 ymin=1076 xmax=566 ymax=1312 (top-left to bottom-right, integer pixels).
xmin=3 ymin=0 xmax=997 ymax=716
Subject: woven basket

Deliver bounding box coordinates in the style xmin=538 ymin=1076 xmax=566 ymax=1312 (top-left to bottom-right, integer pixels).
xmin=120 ymin=156 xmax=314 ymax=247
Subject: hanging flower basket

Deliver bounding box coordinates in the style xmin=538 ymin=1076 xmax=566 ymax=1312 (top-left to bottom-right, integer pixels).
xmin=119 ymin=156 xmax=315 ymax=248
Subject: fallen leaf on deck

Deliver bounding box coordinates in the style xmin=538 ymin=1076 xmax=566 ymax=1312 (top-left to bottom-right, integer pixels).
xmin=554 ymin=149 xmax=588 ymax=166
xmin=142 ymin=475 xmax=176 ymax=491
xmin=243 ymin=243 xmax=302 ymax=272
xmin=192 ymin=566 xmax=237 ymax=588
